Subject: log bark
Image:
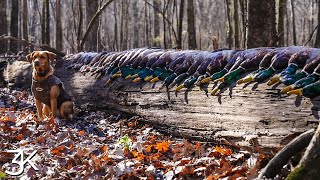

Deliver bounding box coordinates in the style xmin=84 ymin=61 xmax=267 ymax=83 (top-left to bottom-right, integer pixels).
xmin=258 ymin=129 xmax=315 ymax=179
xmin=286 ymin=123 xmax=320 ymax=179
xmin=3 ymin=60 xmax=319 ymax=149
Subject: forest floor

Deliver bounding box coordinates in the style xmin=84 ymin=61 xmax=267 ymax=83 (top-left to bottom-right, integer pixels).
xmin=0 ymin=87 xmax=286 ymax=179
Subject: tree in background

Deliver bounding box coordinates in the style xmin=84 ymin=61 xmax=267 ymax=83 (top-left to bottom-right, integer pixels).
xmin=85 ymin=0 xmax=98 ymax=51
xmin=41 ymin=0 xmax=50 ymax=45
xmin=177 ymin=0 xmax=184 ymax=49
xmin=10 ymin=0 xmax=19 ymax=53
xmin=315 ymin=0 xmax=320 ymax=48
xmin=0 ymin=0 xmax=7 ymax=53
xmin=56 ymin=0 xmax=63 ymax=51
xmin=278 ymin=0 xmax=287 ymax=46
xmin=187 ymin=0 xmax=197 ymax=49
xmin=246 ymin=0 xmax=277 ymax=48
xmin=233 ymin=0 xmax=240 ymax=49
xmin=22 ymin=0 xmax=29 ymax=50
xmin=153 ymin=0 xmax=161 ymax=47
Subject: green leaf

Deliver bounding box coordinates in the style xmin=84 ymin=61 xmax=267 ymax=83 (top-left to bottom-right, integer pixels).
xmin=118 ymin=134 xmax=132 ymax=150
xmin=0 ymin=171 xmax=6 ymax=178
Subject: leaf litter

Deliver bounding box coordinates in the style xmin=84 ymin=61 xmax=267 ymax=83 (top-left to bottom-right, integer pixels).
xmin=0 ymin=87 xmax=275 ymax=179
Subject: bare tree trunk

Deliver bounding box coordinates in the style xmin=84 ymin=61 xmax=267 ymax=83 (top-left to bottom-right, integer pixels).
xmin=132 ymin=1 xmax=139 ymax=48
xmin=10 ymin=0 xmax=19 ymax=53
xmin=239 ymin=0 xmax=247 ymax=48
xmin=246 ymin=0 xmax=277 ymax=48
xmin=77 ymin=0 xmax=83 ymax=51
xmin=45 ymin=0 xmax=50 ymax=45
xmin=41 ymin=0 xmax=46 ymax=44
xmin=78 ymin=0 xmax=113 ymax=52
xmin=22 ymin=0 xmax=28 ymax=50
xmin=113 ymin=1 xmax=118 ymax=51
xmin=278 ymin=0 xmax=286 ymax=46
xmin=177 ymin=0 xmax=184 ymax=49
xmin=291 ymin=0 xmax=297 ymax=45
xmin=187 ymin=0 xmax=197 ymax=49
xmin=153 ymin=0 xmax=161 ymax=47
xmin=56 ymin=0 xmax=63 ymax=51
xmin=233 ymin=0 xmax=240 ymax=48
xmin=0 ymin=0 xmax=7 ymax=53
xmin=85 ymin=0 xmax=98 ymax=51
xmin=315 ymin=0 xmax=320 ymax=48
xmin=225 ymin=0 xmax=233 ymax=49
xmin=144 ymin=2 xmax=150 ymax=46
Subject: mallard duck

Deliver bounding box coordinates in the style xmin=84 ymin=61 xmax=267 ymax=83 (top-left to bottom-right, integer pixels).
xmin=176 ymin=50 xmax=238 ymax=91
xmin=132 ymin=51 xmax=164 ymax=83
xmin=163 ymin=52 xmax=199 ymax=87
xmin=267 ymin=48 xmax=320 ymax=86
xmin=196 ymin=50 xmax=238 ymax=86
xmin=251 ymin=46 xmax=304 ymax=83
xmin=200 ymin=49 xmax=251 ymax=85
xmin=237 ymin=48 xmax=281 ymax=84
xmin=123 ymin=48 xmax=162 ymax=79
xmin=281 ymin=56 xmax=320 ymax=93
xmin=287 ymin=80 xmax=320 ymax=98
xmin=211 ymin=48 xmax=272 ymax=95
xmin=144 ymin=50 xmax=181 ymax=81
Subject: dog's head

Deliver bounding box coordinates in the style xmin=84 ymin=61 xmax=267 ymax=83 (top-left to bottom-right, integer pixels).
xmin=26 ymin=51 xmax=56 ymax=77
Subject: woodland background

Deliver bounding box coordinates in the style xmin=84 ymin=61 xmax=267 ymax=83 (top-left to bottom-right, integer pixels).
xmin=0 ymin=0 xmax=320 ymax=54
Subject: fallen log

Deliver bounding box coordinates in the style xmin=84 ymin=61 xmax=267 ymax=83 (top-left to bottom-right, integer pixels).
xmin=286 ymin=122 xmax=320 ymax=179
xmin=3 ymin=59 xmax=320 ymax=148
xmin=257 ymin=129 xmax=315 ymax=179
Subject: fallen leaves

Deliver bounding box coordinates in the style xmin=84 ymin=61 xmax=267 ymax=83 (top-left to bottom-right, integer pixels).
xmin=0 ymin=88 xmax=274 ymax=179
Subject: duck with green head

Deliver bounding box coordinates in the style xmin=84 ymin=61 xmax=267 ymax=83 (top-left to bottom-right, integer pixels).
xmin=267 ymin=48 xmax=320 ymax=86
xmin=132 ymin=51 xmax=165 ymax=83
xmin=287 ymin=80 xmax=320 ymax=98
xmin=122 ymin=48 xmax=163 ymax=80
xmin=281 ymin=56 xmax=320 ymax=94
xmin=200 ymin=50 xmax=244 ymax=85
xmin=144 ymin=50 xmax=181 ymax=82
xmin=211 ymin=48 xmax=272 ymax=95
xmin=196 ymin=49 xmax=239 ymax=87
xmin=250 ymin=46 xmax=304 ymax=84
xmin=162 ymin=52 xmax=199 ymax=87
xmin=176 ymin=49 xmax=238 ymax=92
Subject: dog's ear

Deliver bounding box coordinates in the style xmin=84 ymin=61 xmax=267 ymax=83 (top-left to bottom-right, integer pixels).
xmin=46 ymin=51 xmax=57 ymax=61
xmin=26 ymin=52 xmax=35 ymax=63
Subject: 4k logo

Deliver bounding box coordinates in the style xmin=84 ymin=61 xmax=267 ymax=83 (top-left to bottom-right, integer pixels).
xmin=5 ymin=149 xmax=39 ymax=176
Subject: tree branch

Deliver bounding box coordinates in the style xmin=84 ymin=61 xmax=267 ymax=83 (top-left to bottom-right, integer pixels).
xmin=78 ymin=0 xmax=114 ymax=52
xmin=142 ymin=0 xmax=178 ymax=46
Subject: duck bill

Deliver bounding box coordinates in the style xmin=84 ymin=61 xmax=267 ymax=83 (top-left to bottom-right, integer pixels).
xmin=144 ymin=76 xmax=154 ymax=82
xmin=281 ymin=85 xmax=293 ymax=94
xmin=111 ymin=73 xmax=122 ymax=79
xmin=237 ymin=76 xmax=253 ymax=84
xmin=125 ymin=75 xmax=132 ymax=80
xmin=213 ymin=77 xmax=224 ymax=83
xmin=106 ymin=79 xmax=112 ymax=85
xmin=287 ymin=88 xmax=303 ymax=96
xmin=176 ymin=84 xmax=185 ymax=92
xmin=267 ymin=76 xmax=280 ymax=86
xmin=150 ymin=77 xmax=160 ymax=83
xmin=211 ymin=87 xmax=220 ymax=96
xmin=133 ymin=77 xmax=142 ymax=83
xmin=201 ymin=77 xmax=211 ymax=84
xmin=131 ymin=74 xmax=139 ymax=79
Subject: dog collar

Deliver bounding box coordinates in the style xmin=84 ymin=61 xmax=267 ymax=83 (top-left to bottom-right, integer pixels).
xmin=36 ymin=69 xmax=49 ymax=77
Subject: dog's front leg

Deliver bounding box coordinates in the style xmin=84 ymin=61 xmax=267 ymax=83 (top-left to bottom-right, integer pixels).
xmin=50 ymin=85 xmax=60 ymax=118
xmin=35 ymin=98 xmax=44 ymax=119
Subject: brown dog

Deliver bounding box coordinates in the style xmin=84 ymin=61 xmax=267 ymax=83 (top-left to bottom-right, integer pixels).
xmin=26 ymin=51 xmax=74 ymax=120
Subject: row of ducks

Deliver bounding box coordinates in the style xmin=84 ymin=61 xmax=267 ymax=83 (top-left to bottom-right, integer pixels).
xmin=66 ymin=46 xmax=320 ymax=98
